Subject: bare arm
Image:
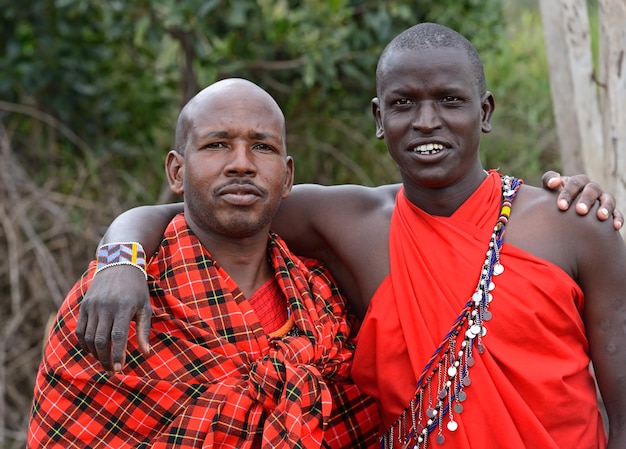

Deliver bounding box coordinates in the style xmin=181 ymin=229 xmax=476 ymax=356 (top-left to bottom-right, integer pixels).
xmin=77 ymin=183 xmax=381 ymax=371
xmin=77 ymin=173 xmax=622 ymax=372
xmin=100 ymin=203 xmax=185 ymax=250
xmin=77 ymin=191 xmax=328 ymax=372
xmin=76 ymin=203 xmax=183 ymax=372
xmin=271 ymin=184 xmax=362 ymax=260
xmin=576 ymin=213 xmax=626 ymax=448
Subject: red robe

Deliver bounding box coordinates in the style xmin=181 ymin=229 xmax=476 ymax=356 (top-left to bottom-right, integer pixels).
xmin=29 ymin=214 xmax=379 ymax=448
xmin=353 ymin=172 xmax=607 ymax=448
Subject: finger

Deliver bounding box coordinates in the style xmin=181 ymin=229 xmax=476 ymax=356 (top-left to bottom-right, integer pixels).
xmin=110 ymin=317 xmax=132 ymax=373
xmin=558 ymin=175 xmax=588 ymax=212
xmin=614 ymin=209 xmax=624 ymax=231
xmin=80 ymin=306 xmax=101 ymax=360
xmin=573 ymin=181 xmax=603 ymax=216
xmin=594 ymin=192 xmax=616 ymax=221
xmin=135 ymin=303 xmax=153 ymax=357
xmin=76 ymin=306 xmax=89 ymax=353
xmin=541 ymin=170 xmax=563 ymax=190
xmin=94 ymin=315 xmax=115 ymax=372
xmin=109 ymin=306 xmax=139 ymax=373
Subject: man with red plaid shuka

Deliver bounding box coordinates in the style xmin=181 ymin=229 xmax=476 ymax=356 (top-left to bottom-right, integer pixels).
xmin=28 ymin=78 xmax=380 ymax=449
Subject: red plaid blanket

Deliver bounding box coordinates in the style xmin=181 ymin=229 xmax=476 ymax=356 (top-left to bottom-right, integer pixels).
xmin=28 ymin=214 xmax=380 ymax=448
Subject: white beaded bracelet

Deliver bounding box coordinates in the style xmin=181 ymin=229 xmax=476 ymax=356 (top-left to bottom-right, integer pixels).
xmin=95 ymin=242 xmax=148 ymax=280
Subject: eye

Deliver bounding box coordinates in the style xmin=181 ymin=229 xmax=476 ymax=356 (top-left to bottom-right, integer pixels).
xmin=441 ymin=96 xmax=462 ymax=104
xmin=393 ymin=98 xmax=414 ymax=106
xmin=203 ymin=142 xmax=227 ymax=150
xmin=252 ymin=143 xmax=276 ymax=153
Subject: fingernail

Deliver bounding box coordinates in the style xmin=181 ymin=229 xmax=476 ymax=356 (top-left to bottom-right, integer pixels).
xmin=558 ymin=199 xmax=569 ymax=209
xmin=600 ymin=208 xmax=609 ymax=218
xmin=578 ymin=203 xmax=588 ymax=213
xmin=114 ymin=363 xmax=122 ymax=373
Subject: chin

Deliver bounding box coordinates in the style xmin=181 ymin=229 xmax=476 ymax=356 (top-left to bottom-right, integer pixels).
xmin=222 ymin=219 xmax=268 ymax=238
xmin=405 ymin=170 xmax=452 ymax=188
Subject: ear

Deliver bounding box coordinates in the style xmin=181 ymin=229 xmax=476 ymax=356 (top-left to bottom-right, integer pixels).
xmin=481 ymin=91 xmax=495 ymax=134
xmin=281 ymin=156 xmax=295 ymax=199
xmin=165 ymin=150 xmax=185 ymax=195
xmin=371 ymin=97 xmax=384 ymax=140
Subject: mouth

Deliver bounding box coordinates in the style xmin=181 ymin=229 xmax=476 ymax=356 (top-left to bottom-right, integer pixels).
xmin=218 ymin=184 xmax=261 ymax=196
xmin=412 ymin=143 xmax=446 ymax=155
xmin=217 ymin=183 xmax=263 ymax=206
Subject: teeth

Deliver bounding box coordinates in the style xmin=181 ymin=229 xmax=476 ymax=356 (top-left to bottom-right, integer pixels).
xmin=414 ymin=143 xmax=445 ymax=154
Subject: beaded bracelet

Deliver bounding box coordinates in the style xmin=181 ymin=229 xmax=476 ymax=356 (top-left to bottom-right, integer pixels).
xmin=95 ymin=242 xmax=148 ymax=280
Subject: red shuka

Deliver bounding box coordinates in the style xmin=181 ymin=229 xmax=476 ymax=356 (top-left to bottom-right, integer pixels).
xmin=29 ymin=214 xmax=380 ymax=448
xmin=353 ymin=172 xmax=607 ymax=449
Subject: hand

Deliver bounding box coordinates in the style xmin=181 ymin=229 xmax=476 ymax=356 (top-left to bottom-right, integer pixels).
xmin=76 ymin=265 xmax=152 ymax=373
xmin=542 ymin=170 xmax=624 ymax=230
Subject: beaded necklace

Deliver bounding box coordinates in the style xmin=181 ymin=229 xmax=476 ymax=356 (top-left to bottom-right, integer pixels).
xmin=381 ymin=175 xmax=523 ymax=449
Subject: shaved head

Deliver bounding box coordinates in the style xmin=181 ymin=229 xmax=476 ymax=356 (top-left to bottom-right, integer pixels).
xmin=376 ymin=23 xmax=486 ymax=96
xmin=174 ymin=78 xmax=286 ymax=155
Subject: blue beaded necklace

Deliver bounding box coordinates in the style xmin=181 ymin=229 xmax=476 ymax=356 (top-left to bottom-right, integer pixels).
xmin=381 ymin=175 xmax=523 ymax=449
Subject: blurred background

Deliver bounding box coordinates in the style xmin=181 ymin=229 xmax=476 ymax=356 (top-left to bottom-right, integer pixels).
xmin=0 ymin=0 xmax=621 ymax=446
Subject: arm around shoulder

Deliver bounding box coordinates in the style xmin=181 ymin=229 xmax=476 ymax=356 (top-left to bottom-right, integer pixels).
xmin=273 ymin=183 xmax=395 ymax=261
xmin=76 ymin=202 xmax=183 ymax=372
xmin=101 ymin=203 xmax=184 ymax=256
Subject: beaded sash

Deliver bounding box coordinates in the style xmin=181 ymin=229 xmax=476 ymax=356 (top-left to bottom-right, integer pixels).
xmin=381 ymin=175 xmax=523 ymax=449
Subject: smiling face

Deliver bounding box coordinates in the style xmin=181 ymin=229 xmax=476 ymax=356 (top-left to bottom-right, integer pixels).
xmin=167 ymin=79 xmax=293 ymax=240
xmin=373 ymin=44 xmax=494 ymax=207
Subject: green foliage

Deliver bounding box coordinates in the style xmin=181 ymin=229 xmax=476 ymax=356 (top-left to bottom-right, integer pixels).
xmin=0 ymin=0 xmax=179 ymax=200
xmin=480 ymin=8 xmax=560 ymax=185
xmin=1 ymin=0 xmax=508 ymax=196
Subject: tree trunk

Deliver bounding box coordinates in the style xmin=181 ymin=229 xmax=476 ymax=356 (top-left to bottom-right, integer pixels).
xmin=540 ymin=0 xmax=625 ymax=237
xmin=598 ymin=0 xmax=626 ymax=220
xmin=539 ymin=0 xmax=604 ymax=182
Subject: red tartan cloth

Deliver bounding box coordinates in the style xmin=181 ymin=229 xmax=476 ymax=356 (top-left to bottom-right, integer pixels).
xmin=28 ymin=214 xmax=380 ymax=448
xmin=248 ymin=277 xmax=288 ymax=334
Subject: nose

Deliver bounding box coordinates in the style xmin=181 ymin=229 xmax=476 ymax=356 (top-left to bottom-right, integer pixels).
xmin=225 ymin=142 xmax=256 ymax=176
xmin=412 ymin=101 xmax=442 ymax=132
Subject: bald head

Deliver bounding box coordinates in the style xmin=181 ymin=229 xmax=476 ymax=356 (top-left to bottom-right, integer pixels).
xmin=376 ymin=23 xmax=486 ymax=96
xmin=174 ymin=78 xmax=286 ymax=155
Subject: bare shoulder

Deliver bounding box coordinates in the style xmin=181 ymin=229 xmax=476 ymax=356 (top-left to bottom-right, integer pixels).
xmin=273 ymin=182 xmax=399 ymax=261
xmin=277 ymin=183 xmax=399 ymax=317
xmin=514 ymin=184 xmax=616 ymax=232
xmin=290 ymin=182 xmax=400 ymax=214
xmin=288 ymin=182 xmax=399 ymax=246
xmin=506 ymin=184 xmax=624 ymax=277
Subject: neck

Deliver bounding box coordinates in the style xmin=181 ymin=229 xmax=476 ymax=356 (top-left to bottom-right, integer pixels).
xmin=217 ymin=249 xmax=274 ymax=299
xmin=189 ymin=223 xmax=274 ymax=298
xmin=402 ymin=167 xmax=488 ymax=216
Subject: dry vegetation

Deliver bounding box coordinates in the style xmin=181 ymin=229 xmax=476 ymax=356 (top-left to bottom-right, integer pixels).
xmin=0 ymin=106 xmax=135 ymax=447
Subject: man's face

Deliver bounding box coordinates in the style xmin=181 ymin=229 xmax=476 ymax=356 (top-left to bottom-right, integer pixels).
xmin=171 ymin=86 xmax=293 ymax=239
xmin=373 ymin=46 xmax=493 ymax=191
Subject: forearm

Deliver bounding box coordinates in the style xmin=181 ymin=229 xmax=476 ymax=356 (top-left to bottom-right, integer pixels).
xmin=100 ymin=203 xmax=184 ymax=257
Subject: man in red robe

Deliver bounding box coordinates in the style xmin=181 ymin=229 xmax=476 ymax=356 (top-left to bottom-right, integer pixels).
xmin=355 ymin=171 xmax=609 ymax=448
xmin=71 ymin=24 xmax=626 ymax=449
xmin=349 ymin=24 xmax=625 ymax=448
xmin=27 ymin=78 xmax=379 ymax=448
